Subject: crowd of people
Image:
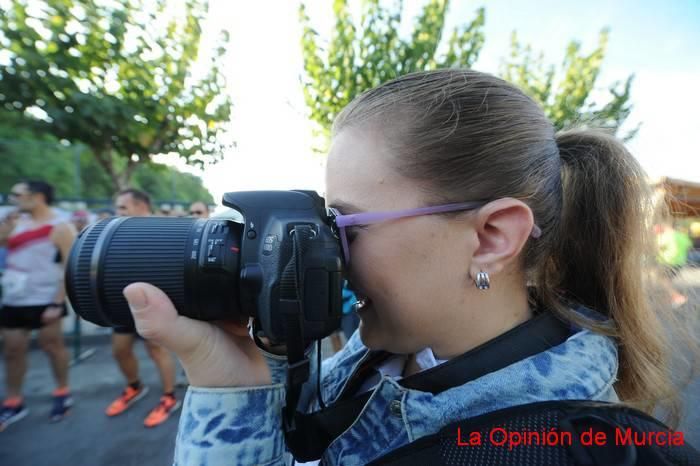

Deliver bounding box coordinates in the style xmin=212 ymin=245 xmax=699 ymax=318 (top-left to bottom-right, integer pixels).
xmin=0 ymin=180 xmax=212 ymax=431
xmin=66 ymin=197 xmax=212 ymax=231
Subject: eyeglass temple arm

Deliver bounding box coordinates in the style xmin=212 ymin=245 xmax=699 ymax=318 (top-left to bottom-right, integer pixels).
xmin=335 ymin=202 xmax=486 ymax=227
xmin=335 ymin=202 xmax=542 ymax=238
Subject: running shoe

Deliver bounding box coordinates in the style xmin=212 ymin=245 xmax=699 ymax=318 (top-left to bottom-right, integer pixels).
xmin=49 ymin=393 xmax=74 ymax=422
xmin=0 ymin=403 xmax=28 ymax=431
xmin=105 ymin=385 xmax=149 ymax=417
xmin=143 ymin=395 xmax=181 ymax=428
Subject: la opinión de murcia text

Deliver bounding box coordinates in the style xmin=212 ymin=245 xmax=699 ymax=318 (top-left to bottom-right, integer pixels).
xmin=456 ymin=427 xmax=685 ymax=450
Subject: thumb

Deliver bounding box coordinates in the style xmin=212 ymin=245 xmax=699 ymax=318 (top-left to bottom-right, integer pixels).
xmin=124 ymin=282 xmax=212 ymax=356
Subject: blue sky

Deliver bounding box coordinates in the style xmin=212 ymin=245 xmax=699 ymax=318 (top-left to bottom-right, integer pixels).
xmin=464 ymin=0 xmax=699 ymax=74
xmin=158 ymin=0 xmax=700 ymax=203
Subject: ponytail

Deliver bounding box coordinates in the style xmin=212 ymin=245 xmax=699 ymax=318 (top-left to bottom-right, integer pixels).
xmin=542 ymin=129 xmax=679 ymax=423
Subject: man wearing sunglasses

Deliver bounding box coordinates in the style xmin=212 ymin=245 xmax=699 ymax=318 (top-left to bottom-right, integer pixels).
xmin=0 ymin=180 xmax=76 ymax=430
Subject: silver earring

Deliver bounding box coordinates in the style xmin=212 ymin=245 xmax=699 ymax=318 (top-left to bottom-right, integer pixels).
xmin=475 ymin=271 xmax=490 ymax=290
xmin=354 ymin=298 xmax=368 ymax=311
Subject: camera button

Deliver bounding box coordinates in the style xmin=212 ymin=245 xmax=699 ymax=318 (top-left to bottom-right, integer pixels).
xmin=247 ymin=230 xmax=257 ymax=239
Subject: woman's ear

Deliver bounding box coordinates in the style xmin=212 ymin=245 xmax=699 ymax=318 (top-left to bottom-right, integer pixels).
xmin=468 ymin=198 xmax=535 ymax=278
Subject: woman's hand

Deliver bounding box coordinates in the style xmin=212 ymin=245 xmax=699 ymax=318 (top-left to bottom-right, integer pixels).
xmin=123 ymin=282 xmax=272 ymax=388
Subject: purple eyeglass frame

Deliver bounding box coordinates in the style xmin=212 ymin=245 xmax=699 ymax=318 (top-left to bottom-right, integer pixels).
xmin=327 ymin=201 xmax=542 ymax=264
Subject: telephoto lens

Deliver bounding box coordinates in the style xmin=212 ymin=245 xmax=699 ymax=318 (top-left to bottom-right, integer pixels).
xmin=66 ymin=216 xmax=243 ymax=328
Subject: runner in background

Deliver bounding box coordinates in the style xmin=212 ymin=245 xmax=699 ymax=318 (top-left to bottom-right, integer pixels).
xmin=0 ymin=180 xmax=76 ymax=430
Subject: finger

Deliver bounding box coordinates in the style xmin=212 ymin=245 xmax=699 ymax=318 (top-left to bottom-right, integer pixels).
xmin=123 ymin=282 xmax=213 ymax=356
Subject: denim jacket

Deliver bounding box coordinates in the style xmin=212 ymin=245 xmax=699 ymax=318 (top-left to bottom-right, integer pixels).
xmin=174 ymin=320 xmax=618 ymax=465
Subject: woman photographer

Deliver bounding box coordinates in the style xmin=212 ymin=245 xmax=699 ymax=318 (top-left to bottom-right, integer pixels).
xmin=123 ymin=69 xmax=680 ymax=465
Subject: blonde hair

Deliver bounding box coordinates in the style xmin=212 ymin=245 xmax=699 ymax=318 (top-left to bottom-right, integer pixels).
xmin=335 ymin=69 xmax=694 ymax=426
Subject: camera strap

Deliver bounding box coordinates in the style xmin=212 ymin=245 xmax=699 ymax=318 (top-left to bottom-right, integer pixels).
xmin=284 ymin=309 xmax=575 ymax=462
xmin=279 ymin=226 xmax=314 ymax=435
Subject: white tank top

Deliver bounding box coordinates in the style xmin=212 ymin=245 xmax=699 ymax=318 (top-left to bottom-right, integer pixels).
xmin=1 ymin=215 xmax=63 ymax=306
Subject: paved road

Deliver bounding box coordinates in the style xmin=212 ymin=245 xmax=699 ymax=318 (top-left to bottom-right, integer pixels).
xmin=0 ymin=269 xmax=698 ymax=466
xmin=0 ymin=340 xmax=183 ymax=466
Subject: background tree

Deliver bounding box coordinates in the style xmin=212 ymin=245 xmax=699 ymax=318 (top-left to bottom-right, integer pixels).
xmin=300 ymin=0 xmax=484 ymax=145
xmin=501 ymin=30 xmax=638 ymax=139
xmin=300 ymin=0 xmax=636 ymax=145
xmin=0 ymin=121 xmax=76 ymax=197
xmin=131 ymin=163 xmax=213 ymax=205
xmin=0 ymin=0 xmax=232 ymax=191
xmin=1 ymin=113 xmax=213 ymax=205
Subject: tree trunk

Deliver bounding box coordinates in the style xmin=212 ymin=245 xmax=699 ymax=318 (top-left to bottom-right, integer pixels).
xmin=91 ymin=147 xmax=140 ymax=193
xmin=91 ymin=146 xmax=118 ymax=193
xmin=122 ymin=157 xmax=139 ymax=189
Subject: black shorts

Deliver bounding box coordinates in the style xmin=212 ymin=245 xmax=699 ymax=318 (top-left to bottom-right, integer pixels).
xmin=113 ymin=323 xmax=138 ymax=335
xmin=0 ymin=304 xmax=68 ymax=330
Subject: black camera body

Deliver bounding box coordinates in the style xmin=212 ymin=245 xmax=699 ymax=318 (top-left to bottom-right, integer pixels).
xmin=225 ymin=190 xmax=343 ymax=343
xmin=66 ymin=190 xmax=344 ymax=345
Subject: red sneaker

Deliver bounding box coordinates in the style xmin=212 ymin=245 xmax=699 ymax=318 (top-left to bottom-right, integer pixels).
xmin=105 ymin=385 xmax=149 ymax=417
xmin=143 ymin=395 xmax=181 ymax=428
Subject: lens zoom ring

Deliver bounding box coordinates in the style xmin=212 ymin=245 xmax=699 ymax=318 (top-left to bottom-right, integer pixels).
xmin=100 ymin=218 xmax=193 ymax=325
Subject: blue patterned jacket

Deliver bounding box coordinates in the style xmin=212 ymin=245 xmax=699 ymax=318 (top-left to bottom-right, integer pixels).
xmin=174 ymin=319 xmax=618 ymax=465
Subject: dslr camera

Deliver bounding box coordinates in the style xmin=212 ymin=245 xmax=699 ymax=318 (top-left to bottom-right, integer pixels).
xmin=66 ymin=190 xmax=344 ymax=345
